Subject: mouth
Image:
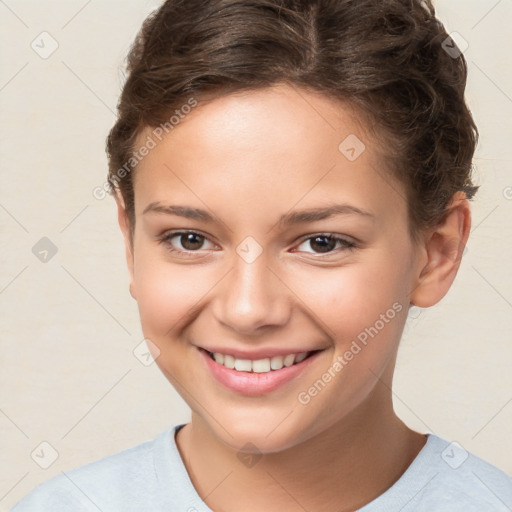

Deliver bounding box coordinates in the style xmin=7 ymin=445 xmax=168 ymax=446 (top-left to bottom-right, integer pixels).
xmin=202 ymin=348 xmax=318 ymax=373
xmin=198 ymin=347 xmax=325 ymax=396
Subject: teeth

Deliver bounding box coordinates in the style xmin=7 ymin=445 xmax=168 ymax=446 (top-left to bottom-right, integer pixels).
xmin=223 ymin=354 xmax=235 ymax=369
xmin=283 ymin=354 xmax=295 ymax=367
xmin=270 ymin=355 xmax=284 ymax=370
xmin=252 ymin=358 xmax=271 ymax=373
xmin=211 ymin=351 xmax=311 ymax=373
xmin=295 ymin=352 xmax=308 ymax=363
xmin=234 ymin=359 xmax=252 ymax=372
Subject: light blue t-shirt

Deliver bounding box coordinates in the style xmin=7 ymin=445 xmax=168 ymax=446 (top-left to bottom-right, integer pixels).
xmin=10 ymin=424 xmax=512 ymax=511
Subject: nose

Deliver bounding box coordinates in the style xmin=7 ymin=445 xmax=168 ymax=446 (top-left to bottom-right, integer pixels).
xmin=213 ymin=252 xmax=292 ymax=335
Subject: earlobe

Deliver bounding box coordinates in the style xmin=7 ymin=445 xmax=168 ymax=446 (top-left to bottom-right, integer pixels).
xmin=410 ymin=191 xmax=471 ymax=308
xmin=115 ymin=193 xmax=137 ymax=301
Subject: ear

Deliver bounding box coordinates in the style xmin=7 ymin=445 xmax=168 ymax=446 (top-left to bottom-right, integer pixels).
xmin=410 ymin=191 xmax=471 ymax=308
xmin=115 ymin=192 xmax=137 ymax=300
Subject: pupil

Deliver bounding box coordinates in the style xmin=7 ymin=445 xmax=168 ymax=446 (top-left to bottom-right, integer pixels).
xmin=311 ymin=236 xmax=335 ymax=253
xmin=182 ymin=233 xmax=203 ymax=250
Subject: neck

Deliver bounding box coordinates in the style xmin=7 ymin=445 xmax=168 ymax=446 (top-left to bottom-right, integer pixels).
xmin=176 ymin=383 xmax=426 ymax=512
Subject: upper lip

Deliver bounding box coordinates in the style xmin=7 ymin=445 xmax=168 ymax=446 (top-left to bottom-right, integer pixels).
xmin=196 ymin=344 xmax=326 ymax=360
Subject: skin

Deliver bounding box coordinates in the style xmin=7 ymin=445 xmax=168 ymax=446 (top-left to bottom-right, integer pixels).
xmin=116 ymin=83 xmax=471 ymax=511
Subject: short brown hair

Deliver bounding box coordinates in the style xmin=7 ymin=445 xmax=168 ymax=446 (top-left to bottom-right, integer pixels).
xmin=106 ymin=0 xmax=479 ymax=242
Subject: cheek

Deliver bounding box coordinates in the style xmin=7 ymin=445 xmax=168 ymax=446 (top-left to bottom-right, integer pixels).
xmin=288 ymin=258 xmax=407 ymax=343
xmin=286 ymin=262 xmax=409 ymax=426
xmin=132 ymin=249 xmax=207 ymax=337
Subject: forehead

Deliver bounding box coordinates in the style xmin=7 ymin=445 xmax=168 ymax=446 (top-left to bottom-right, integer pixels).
xmin=132 ymin=84 xmax=406 ymax=226
xmin=137 ymin=84 xmax=373 ymax=158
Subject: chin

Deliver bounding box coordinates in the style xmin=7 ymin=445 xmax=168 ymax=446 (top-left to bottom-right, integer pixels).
xmin=197 ymin=406 xmax=321 ymax=455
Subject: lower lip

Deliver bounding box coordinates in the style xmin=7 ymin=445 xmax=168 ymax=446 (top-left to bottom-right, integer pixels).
xmin=199 ymin=348 xmax=323 ymax=396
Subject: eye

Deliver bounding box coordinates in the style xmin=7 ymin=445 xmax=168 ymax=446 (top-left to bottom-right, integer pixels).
xmin=294 ymin=233 xmax=356 ymax=255
xmin=158 ymin=230 xmax=217 ymax=255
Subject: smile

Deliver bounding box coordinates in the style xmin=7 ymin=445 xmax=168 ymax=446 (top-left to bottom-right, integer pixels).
xmin=199 ymin=347 xmax=324 ymax=396
xmin=206 ymin=350 xmax=311 ymax=373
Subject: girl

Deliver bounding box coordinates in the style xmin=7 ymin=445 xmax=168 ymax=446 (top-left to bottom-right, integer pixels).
xmin=11 ymin=0 xmax=512 ymax=510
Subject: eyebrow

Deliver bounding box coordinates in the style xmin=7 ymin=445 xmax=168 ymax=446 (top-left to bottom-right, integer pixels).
xmin=277 ymin=204 xmax=374 ymax=227
xmin=142 ymin=201 xmax=375 ymax=226
xmin=143 ymin=202 xmax=214 ymax=221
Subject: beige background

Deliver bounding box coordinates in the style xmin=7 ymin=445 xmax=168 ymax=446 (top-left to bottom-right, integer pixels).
xmin=0 ymin=0 xmax=511 ymax=509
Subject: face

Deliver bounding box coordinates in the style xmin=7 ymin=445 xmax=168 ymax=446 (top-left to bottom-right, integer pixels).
xmin=119 ymin=84 xmax=424 ymax=453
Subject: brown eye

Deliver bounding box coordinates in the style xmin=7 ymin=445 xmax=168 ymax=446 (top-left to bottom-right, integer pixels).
xmin=159 ymin=230 xmax=216 ymax=254
xmin=309 ymin=235 xmax=337 ymax=253
xmin=177 ymin=232 xmax=205 ymax=251
xmin=295 ymin=234 xmax=356 ymax=255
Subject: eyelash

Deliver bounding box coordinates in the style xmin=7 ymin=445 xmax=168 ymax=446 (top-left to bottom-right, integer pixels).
xmin=157 ymin=230 xmax=357 ymax=257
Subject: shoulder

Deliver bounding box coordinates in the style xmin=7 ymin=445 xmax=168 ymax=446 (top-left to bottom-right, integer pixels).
xmin=361 ymin=434 xmax=512 ymax=512
xmin=424 ymin=435 xmax=512 ymax=508
xmin=9 ymin=427 xmax=177 ymax=512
